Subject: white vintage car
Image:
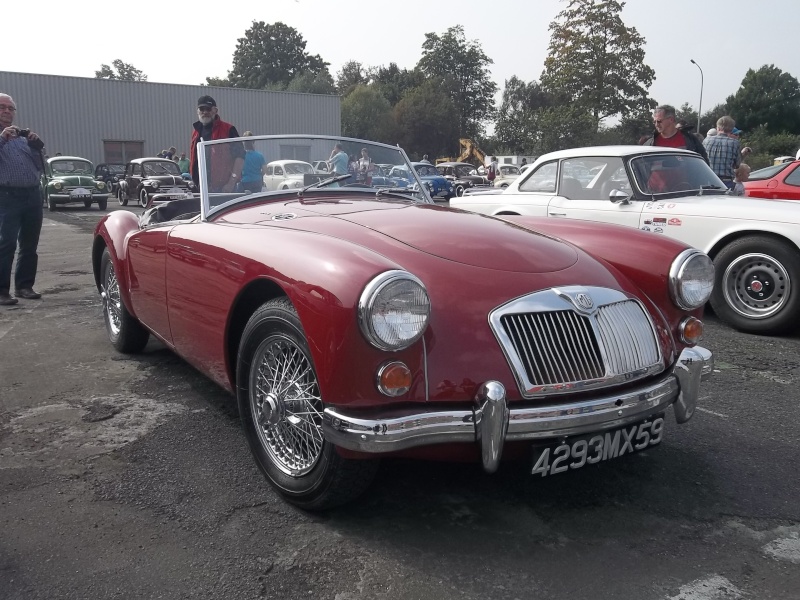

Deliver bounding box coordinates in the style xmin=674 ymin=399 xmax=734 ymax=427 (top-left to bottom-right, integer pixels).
xmin=262 ymin=160 xmax=317 ymax=191
xmin=451 ymin=145 xmax=800 ymax=336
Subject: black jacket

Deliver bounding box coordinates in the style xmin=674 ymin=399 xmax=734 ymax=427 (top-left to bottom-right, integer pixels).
xmin=643 ymin=129 xmax=709 ymax=164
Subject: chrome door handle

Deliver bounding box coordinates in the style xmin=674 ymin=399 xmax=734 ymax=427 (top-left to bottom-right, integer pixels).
xmin=549 ymin=212 xmax=566 ymax=217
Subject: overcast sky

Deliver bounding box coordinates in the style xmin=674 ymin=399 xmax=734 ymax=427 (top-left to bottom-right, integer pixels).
xmin=4 ymin=0 xmax=799 ymax=124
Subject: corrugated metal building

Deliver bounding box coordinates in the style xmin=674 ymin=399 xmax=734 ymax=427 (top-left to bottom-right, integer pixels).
xmin=0 ymin=71 xmax=340 ymax=165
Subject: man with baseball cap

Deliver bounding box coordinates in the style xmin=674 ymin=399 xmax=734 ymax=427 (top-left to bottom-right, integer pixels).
xmin=190 ymin=95 xmax=245 ymax=192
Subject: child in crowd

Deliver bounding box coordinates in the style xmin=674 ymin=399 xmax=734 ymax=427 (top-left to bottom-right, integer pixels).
xmin=731 ymin=163 xmax=751 ymax=196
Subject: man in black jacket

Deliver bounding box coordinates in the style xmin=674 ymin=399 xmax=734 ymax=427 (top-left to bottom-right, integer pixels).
xmin=642 ymin=105 xmax=709 ymax=164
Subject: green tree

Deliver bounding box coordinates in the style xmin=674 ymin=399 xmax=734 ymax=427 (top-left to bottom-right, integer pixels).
xmin=336 ymin=61 xmax=369 ymax=96
xmin=392 ymin=80 xmax=460 ymax=158
xmin=726 ymin=65 xmax=800 ymax=134
xmin=417 ymin=26 xmax=497 ymax=138
xmin=495 ymin=76 xmax=552 ymax=154
xmin=286 ymin=71 xmax=336 ymax=95
xmin=370 ymin=63 xmax=425 ymax=106
xmin=341 ymin=85 xmax=393 ymax=142
xmin=95 ymin=60 xmax=147 ymax=82
xmin=534 ymin=105 xmax=597 ymax=154
xmin=210 ymin=21 xmax=329 ymax=89
xmin=540 ymin=0 xmax=654 ymax=130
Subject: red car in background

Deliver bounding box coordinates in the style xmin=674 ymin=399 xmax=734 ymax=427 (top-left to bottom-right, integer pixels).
xmin=744 ymin=160 xmax=800 ymax=200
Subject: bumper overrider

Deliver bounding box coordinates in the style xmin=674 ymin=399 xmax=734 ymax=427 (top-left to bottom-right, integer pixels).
xmin=323 ymin=347 xmax=712 ymax=473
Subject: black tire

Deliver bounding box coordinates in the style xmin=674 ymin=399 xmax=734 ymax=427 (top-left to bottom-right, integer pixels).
xmin=98 ymin=198 xmax=108 ymax=210
xmin=100 ymin=248 xmax=150 ymax=353
xmin=237 ymin=297 xmax=379 ymax=510
xmin=118 ymin=187 xmax=128 ymax=206
xmin=139 ymin=188 xmax=149 ymax=208
xmin=709 ymin=235 xmax=800 ymax=335
xmin=83 ymin=199 xmax=92 ymax=208
xmin=48 ymin=196 xmax=57 ymax=211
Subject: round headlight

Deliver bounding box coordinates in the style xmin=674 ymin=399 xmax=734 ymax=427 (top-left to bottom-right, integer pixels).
xmin=151 ymin=181 xmax=160 ymax=189
xmin=97 ymin=181 xmax=106 ymax=190
xmin=670 ymin=249 xmax=714 ymax=310
xmin=53 ymin=181 xmax=62 ymax=190
xmin=359 ymin=271 xmax=430 ymax=351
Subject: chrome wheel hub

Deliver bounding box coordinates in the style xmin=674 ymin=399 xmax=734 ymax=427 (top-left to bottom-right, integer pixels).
xmin=101 ymin=267 xmax=122 ymax=335
xmin=250 ymin=336 xmax=324 ymax=476
xmin=723 ymin=252 xmax=790 ymax=319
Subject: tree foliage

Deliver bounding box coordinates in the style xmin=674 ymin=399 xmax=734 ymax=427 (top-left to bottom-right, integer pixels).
xmin=494 ymin=77 xmax=552 ymax=154
xmin=540 ymin=0 xmax=654 ymax=129
xmin=392 ymin=80 xmax=460 ymax=158
xmin=726 ymin=65 xmax=800 ymax=134
xmin=417 ymin=26 xmax=497 ymax=138
xmin=336 ymin=61 xmax=369 ymax=96
xmin=370 ymin=63 xmax=425 ymax=106
xmin=285 ymin=71 xmax=336 ymax=95
xmin=341 ymin=85 xmax=393 ymax=142
xmin=211 ymin=21 xmax=329 ymax=90
xmin=95 ymin=60 xmax=147 ymax=82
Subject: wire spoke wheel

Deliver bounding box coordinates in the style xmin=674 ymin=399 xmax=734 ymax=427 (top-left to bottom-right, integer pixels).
xmin=101 ymin=262 xmax=122 ymax=337
xmin=250 ymin=335 xmax=324 ymax=477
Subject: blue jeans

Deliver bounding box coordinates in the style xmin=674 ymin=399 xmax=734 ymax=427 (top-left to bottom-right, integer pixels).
xmin=0 ymin=186 xmax=43 ymax=294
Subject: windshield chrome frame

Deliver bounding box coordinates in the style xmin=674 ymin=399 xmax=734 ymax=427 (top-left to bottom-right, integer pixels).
xmin=197 ymin=135 xmax=432 ymax=221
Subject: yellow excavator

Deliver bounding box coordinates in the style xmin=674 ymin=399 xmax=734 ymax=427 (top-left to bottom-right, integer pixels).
xmin=436 ymin=138 xmax=487 ymax=167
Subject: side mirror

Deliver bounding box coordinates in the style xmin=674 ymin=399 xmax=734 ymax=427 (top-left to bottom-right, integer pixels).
xmin=609 ymin=189 xmax=631 ymax=205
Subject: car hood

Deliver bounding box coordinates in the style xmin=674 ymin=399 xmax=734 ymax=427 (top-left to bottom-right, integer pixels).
xmin=50 ymin=175 xmax=96 ymax=186
xmin=146 ymin=175 xmax=187 ymax=185
xmin=229 ymin=200 xmax=579 ymax=274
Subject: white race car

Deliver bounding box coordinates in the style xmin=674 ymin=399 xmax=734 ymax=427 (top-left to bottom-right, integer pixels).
xmin=451 ymin=145 xmax=800 ymax=335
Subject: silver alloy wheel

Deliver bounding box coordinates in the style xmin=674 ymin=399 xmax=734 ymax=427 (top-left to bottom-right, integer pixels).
xmin=250 ymin=335 xmax=324 ymax=476
xmin=117 ymin=187 xmax=125 ymax=205
xmin=101 ymin=261 xmax=122 ymax=336
xmin=722 ymin=252 xmax=791 ymax=319
xmin=139 ymin=188 xmax=149 ymax=208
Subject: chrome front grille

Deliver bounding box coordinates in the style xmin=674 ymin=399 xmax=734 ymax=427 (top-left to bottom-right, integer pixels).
xmin=490 ymin=287 xmax=663 ymax=398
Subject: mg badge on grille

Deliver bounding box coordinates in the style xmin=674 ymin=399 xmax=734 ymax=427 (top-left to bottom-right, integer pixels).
xmin=575 ymin=293 xmax=593 ymax=310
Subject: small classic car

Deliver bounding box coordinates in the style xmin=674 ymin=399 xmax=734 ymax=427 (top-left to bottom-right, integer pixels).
xmin=389 ymin=162 xmax=453 ymax=200
xmin=43 ymin=156 xmax=110 ymax=211
xmin=451 ymin=145 xmax=800 ymax=336
xmin=744 ymin=160 xmax=800 ymax=200
xmin=436 ymin=161 xmax=490 ymax=196
xmin=493 ymin=164 xmax=522 ymax=188
xmin=94 ymin=163 xmax=126 ymax=195
xmin=117 ymin=157 xmax=194 ymax=208
xmin=93 ymin=135 xmax=713 ymax=510
xmin=262 ymin=160 xmax=317 ymax=191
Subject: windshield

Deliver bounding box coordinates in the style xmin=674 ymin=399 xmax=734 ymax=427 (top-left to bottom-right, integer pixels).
xmin=629 ymin=153 xmax=727 ymax=195
xmin=455 ymin=165 xmax=477 ymax=177
xmin=414 ymin=164 xmax=440 ymax=177
xmin=51 ymin=160 xmax=92 ymax=175
xmin=749 ymin=163 xmax=791 ymax=181
xmin=144 ymin=161 xmax=181 ymax=176
xmin=197 ymin=135 xmax=432 ymax=219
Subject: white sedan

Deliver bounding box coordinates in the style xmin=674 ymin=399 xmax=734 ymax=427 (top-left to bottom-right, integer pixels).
xmin=263 ymin=160 xmax=317 ymax=191
xmin=451 ymin=145 xmax=800 ymax=336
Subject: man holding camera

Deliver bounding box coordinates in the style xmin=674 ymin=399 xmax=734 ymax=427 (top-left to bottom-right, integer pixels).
xmin=0 ymin=93 xmax=45 ymax=305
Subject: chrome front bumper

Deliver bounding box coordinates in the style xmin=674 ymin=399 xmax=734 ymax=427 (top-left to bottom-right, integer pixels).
xmin=322 ymin=346 xmax=712 ymax=473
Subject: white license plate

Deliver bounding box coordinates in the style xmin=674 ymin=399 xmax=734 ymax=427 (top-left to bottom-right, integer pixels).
xmin=70 ymin=187 xmax=91 ymax=199
xmin=531 ymin=416 xmax=665 ymax=477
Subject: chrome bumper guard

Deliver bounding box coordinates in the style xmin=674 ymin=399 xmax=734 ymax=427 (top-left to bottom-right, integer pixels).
xmin=322 ymin=346 xmax=712 ymax=473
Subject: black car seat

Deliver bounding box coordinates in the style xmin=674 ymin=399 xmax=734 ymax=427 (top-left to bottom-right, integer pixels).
xmin=559 ymin=177 xmax=583 ymax=199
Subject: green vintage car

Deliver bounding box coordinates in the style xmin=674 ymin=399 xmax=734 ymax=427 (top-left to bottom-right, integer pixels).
xmin=42 ymin=156 xmax=110 ymax=211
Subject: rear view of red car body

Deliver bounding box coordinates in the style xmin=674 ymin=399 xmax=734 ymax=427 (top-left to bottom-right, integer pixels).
xmin=744 ymin=160 xmax=800 ymax=200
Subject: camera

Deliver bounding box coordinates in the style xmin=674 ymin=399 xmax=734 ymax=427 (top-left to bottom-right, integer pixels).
xmin=16 ymin=128 xmax=30 ymax=138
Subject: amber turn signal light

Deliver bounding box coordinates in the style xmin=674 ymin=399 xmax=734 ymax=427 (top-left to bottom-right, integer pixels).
xmin=679 ymin=317 xmax=704 ymax=345
xmin=376 ymin=361 xmax=412 ymax=397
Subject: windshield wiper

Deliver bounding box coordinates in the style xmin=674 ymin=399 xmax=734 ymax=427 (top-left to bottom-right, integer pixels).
xmin=297 ymin=174 xmax=352 ymax=197
xmin=375 ymin=187 xmax=417 ymax=199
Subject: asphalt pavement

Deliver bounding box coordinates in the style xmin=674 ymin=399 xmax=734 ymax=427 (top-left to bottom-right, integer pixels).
xmin=1 ymin=205 xmax=798 ymax=600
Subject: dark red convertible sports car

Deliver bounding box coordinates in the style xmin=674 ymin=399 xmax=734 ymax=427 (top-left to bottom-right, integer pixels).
xmin=744 ymin=160 xmax=800 ymax=200
xmin=92 ymin=135 xmax=714 ymax=510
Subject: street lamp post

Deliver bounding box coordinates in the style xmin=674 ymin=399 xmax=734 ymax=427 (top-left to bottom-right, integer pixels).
xmin=690 ymin=59 xmax=703 ymax=134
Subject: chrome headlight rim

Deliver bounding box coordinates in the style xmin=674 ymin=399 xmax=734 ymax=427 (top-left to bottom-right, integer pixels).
xmin=358 ymin=270 xmax=430 ymax=352
xmin=669 ymin=249 xmax=715 ymax=310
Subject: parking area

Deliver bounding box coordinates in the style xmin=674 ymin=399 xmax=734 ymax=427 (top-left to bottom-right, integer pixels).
xmin=1 ymin=206 xmax=799 ymax=600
